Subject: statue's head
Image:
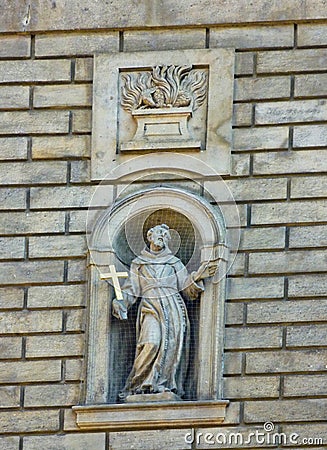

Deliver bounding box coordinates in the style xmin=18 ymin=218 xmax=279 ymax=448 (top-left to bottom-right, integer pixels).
xmin=147 ymin=224 xmax=171 ymax=251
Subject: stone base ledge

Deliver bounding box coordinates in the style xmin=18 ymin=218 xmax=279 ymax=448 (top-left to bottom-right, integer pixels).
xmin=73 ymin=400 xmax=229 ymax=431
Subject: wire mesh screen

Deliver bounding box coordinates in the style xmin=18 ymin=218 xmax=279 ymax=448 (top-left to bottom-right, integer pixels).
xmin=108 ymin=208 xmax=202 ymax=402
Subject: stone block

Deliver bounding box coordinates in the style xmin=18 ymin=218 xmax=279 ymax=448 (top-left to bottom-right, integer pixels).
xmin=0 ymin=35 xmax=30 ymax=57
xmin=246 ymin=349 xmax=327 ymax=374
xmin=240 ymin=227 xmax=285 ymax=250
xmin=224 ymin=376 xmax=279 ymax=399
xmin=249 ymin=249 xmax=327 ymax=275
xmin=289 ymin=274 xmax=327 ymax=298
xmin=63 ymin=408 xmax=80 ymax=431
xmin=0 ymin=310 xmax=62 ymax=334
xmin=291 ymin=175 xmax=327 ymax=198
xmin=228 ymin=254 xmax=245 ymax=276
xmin=225 ymin=302 xmax=244 ymax=325
xmin=110 ymin=428 xmax=192 ymax=449
xmin=0 ymin=188 xmax=26 ymax=210
xmin=257 ymin=49 xmax=327 ymax=73
xmin=298 ymin=24 xmax=327 ymax=47
xmin=235 ymin=52 xmax=254 ymax=75
xmin=0 ymin=410 xmax=59 ymax=433
xmin=67 ymin=260 xmax=87 ymax=282
xmin=32 ymin=135 xmax=90 ymax=159
xmin=0 ymin=360 xmax=62 ymax=383
xmin=72 ymin=110 xmax=92 ymax=133
xmin=289 ymin=225 xmax=327 ymax=248
xmin=227 ymin=277 xmax=284 ymax=300
xmin=231 ymin=154 xmax=250 ymax=176
xmin=124 ymin=28 xmax=206 ymax=52
xmin=65 ymin=309 xmax=85 ymax=332
xmin=235 ymin=76 xmax=290 ymax=101
xmin=0 ymin=261 xmax=64 ymax=285
xmin=295 ymin=73 xmax=327 ymax=98
xmin=65 ymin=359 xmax=83 ymax=381
xmin=0 ymin=161 xmax=67 ymax=185
xmin=244 ymin=399 xmax=327 ymax=423
xmin=247 ymin=299 xmax=327 ymax=324
xmin=224 ymin=178 xmax=287 ymax=201
xmin=70 ymin=160 xmax=90 ymax=183
xmin=35 ymin=32 xmax=118 ymax=56
xmin=0 ymin=211 xmax=65 ymax=235
xmin=255 ymin=99 xmax=327 ymax=125
xmin=0 ymin=337 xmax=22 ymax=359
xmin=225 ymin=327 xmax=282 ymax=350
xmin=24 ymin=433 xmax=106 ymax=450
xmin=26 ymin=334 xmax=84 ymax=358
xmin=75 ymin=58 xmax=93 ymax=81
xmin=233 ymin=126 xmax=289 ymax=150
xmin=0 ymin=59 xmax=70 ymax=83
xmin=29 ymin=235 xmax=87 ymax=258
xmin=68 ymin=210 xmax=88 ymax=232
xmin=0 ymin=111 xmax=70 ymax=134
xmin=24 ymin=384 xmax=80 ymax=407
xmin=287 ymin=324 xmax=327 ymax=347
xmin=28 ymin=285 xmax=85 ymax=308
xmin=222 ymin=401 xmax=241 ymax=424
xmin=0 ymin=287 xmax=24 ymax=309
xmin=284 ymin=374 xmax=327 ymax=397
xmin=0 ymin=386 xmax=20 ymax=408
xmin=0 ymin=237 xmax=25 ymax=259
xmin=294 ymin=124 xmax=327 ymax=148
xmin=233 ymin=103 xmax=252 ymax=126
xmin=254 ymin=150 xmax=327 ymax=175
xmin=251 ymin=200 xmax=327 ymax=225
xmin=0 ymin=86 xmax=30 ymax=109
xmin=282 ymin=423 xmax=327 ymax=447
xmin=0 ymin=436 xmax=19 ymax=450
xmin=224 ymin=352 xmax=242 ymax=375
xmin=0 ymin=137 xmax=28 ymax=160
xmin=34 ymin=84 xmax=92 ymax=108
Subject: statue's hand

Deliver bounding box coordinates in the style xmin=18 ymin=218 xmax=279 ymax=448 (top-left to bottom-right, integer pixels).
xmin=112 ymin=299 xmax=128 ymax=320
xmin=194 ymin=259 xmax=219 ymax=281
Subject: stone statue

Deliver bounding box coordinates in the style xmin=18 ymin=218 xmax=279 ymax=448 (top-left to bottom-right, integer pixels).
xmin=112 ymin=223 xmax=217 ymax=401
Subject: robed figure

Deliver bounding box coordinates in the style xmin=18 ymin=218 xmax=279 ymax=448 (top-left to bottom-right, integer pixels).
xmin=112 ymin=224 xmax=217 ymax=400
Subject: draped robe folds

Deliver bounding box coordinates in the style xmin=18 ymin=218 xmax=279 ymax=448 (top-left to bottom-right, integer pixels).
xmin=114 ymin=247 xmax=204 ymax=398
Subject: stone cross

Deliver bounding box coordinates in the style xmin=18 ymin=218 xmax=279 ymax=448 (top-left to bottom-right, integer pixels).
xmin=100 ymin=264 xmax=128 ymax=300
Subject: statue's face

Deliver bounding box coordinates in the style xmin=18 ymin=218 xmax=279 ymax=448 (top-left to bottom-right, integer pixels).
xmin=148 ymin=226 xmax=170 ymax=250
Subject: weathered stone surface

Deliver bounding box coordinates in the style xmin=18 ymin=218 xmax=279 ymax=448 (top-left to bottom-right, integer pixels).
xmin=0 ymin=386 xmax=20 ymax=408
xmin=124 ymin=28 xmax=206 ymax=52
xmin=0 ymin=360 xmax=62 ymax=383
xmin=257 ymin=49 xmax=327 ymax=73
xmin=240 ymin=227 xmax=285 ymax=250
xmin=0 ymin=59 xmax=70 ymax=83
xmin=287 ymin=324 xmax=327 ymax=347
xmin=26 ymin=334 xmax=84 ymax=357
xmin=0 ymin=310 xmax=62 ymax=334
xmin=293 ymin=124 xmax=327 ymax=148
xmin=70 ymin=160 xmax=90 ymax=183
xmin=246 ymin=349 xmax=327 ymax=373
xmin=24 ymin=384 xmax=80 ymax=407
xmin=227 ymin=277 xmax=284 ymax=299
xmin=284 ymin=374 xmax=327 ymax=397
xmin=289 ymin=225 xmax=327 ymax=248
xmin=224 ymin=352 xmax=242 ymax=375
xmin=0 ymin=288 xmax=24 ymax=309
xmin=0 ymin=410 xmax=59 ymax=433
xmin=110 ymin=428 xmax=192 ymax=450
xmin=235 ymin=52 xmax=254 ymax=75
xmin=224 ymin=376 xmax=279 ymax=399
xmin=254 ymin=150 xmax=327 ymax=174
xmin=28 ymin=285 xmax=85 ymax=308
xmin=225 ymin=302 xmax=244 ymax=325
xmin=75 ymin=58 xmax=93 ymax=81
xmin=0 ymin=211 xmax=65 ymax=234
xmin=0 ymin=237 xmax=25 ymax=259
xmin=23 ymin=433 xmax=106 ymax=450
xmin=65 ymin=310 xmax=85 ymax=332
xmin=0 ymin=261 xmax=64 ymax=285
xmin=282 ymin=423 xmax=327 ymax=447
xmin=0 ymin=137 xmax=28 ymax=160
xmin=65 ymin=358 xmax=83 ymax=381
xmin=231 ymin=154 xmax=250 ymax=176
xmin=298 ymin=24 xmax=327 ymax=47
xmin=0 ymin=188 xmax=25 ymax=210
xmin=289 ymin=274 xmax=327 ymax=297
xmin=0 ymin=111 xmax=70 ymax=134
xmin=225 ymin=327 xmax=282 ymax=350
xmin=0 ymin=161 xmax=67 ymax=184
xmin=29 ymin=235 xmax=87 ymax=258
xmin=67 ymin=260 xmax=87 ymax=282
xmin=291 ymin=175 xmax=327 ymax=198
xmin=0 ymin=337 xmax=22 ymax=359
xmin=235 ymin=76 xmax=290 ymax=101
xmin=32 ymin=135 xmax=90 ymax=159
xmin=71 ymin=110 xmax=92 ymax=133
xmin=0 ymin=35 xmax=30 ymax=57
xmin=233 ymin=104 xmax=252 ymax=126
xmin=0 ymin=436 xmax=19 ymax=450
xmin=295 ymin=73 xmax=327 ymax=98
xmin=34 ymin=84 xmax=92 ymax=108
xmin=0 ymin=86 xmax=30 ymax=109
xmin=233 ymin=126 xmax=289 ymax=150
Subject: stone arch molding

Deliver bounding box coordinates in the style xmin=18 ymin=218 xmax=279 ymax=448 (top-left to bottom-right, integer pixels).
xmin=74 ymin=186 xmax=229 ymax=430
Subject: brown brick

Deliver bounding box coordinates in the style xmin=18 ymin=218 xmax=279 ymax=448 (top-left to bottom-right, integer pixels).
xmin=295 ymin=73 xmax=327 ymax=98
xmin=228 ymin=277 xmax=284 ymax=300
xmin=246 ymin=349 xmax=327 ymax=374
xmin=289 ymin=225 xmax=327 ymax=248
xmin=24 ymin=384 xmax=80 ymax=407
xmin=0 ymin=59 xmax=70 ymax=83
xmin=211 ymin=25 xmax=293 ymax=49
xmin=235 ymin=76 xmax=290 ymax=101
xmin=65 ymin=358 xmax=83 ymax=381
xmin=226 ymin=302 xmax=244 ymax=325
xmin=0 ymin=287 xmax=24 ymax=309
xmin=28 ymin=285 xmax=85 ymax=308
xmin=110 ymin=428 xmax=192 ymax=450
xmin=0 ymin=237 xmax=25 ymax=259
xmin=287 ymin=324 xmax=327 ymax=347
xmin=225 ymin=327 xmax=282 ymax=350
xmin=224 ymin=376 xmax=279 ymax=399
xmin=251 ymin=200 xmax=327 ymax=225
xmin=255 ymin=99 xmax=327 ymax=125
xmin=0 ymin=360 xmax=62 ymax=383
xmin=124 ymin=28 xmax=206 ymax=52
xmin=235 ymin=52 xmax=254 ymax=75
xmin=70 ymin=160 xmax=90 ymax=183
xmin=23 ymin=433 xmax=106 ymax=450
xmin=72 ymin=110 xmax=92 ymax=133
xmin=0 ymin=211 xmax=65 ymax=235
xmin=0 ymin=86 xmax=30 ymax=109
xmin=67 ymin=259 xmax=87 ymax=282
xmin=294 ymin=124 xmax=327 ymax=148
xmin=0 ymin=110 xmax=70 ymax=134
xmin=284 ymin=374 xmax=327 ymax=397
xmin=0 ymin=137 xmax=28 ymax=160
xmin=0 ymin=261 xmax=64 ymax=285
xmin=291 ymin=175 xmax=327 ymax=198
xmin=0 ymin=410 xmax=59 ymax=433
xmin=240 ymin=227 xmax=285 ymax=250
xmin=0 ymin=310 xmax=62 ymax=334
xmin=29 ymin=235 xmax=87 ymax=258
xmin=0 ymin=161 xmax=67 ymax=185
xmin=247 ymin=299 xmax=327 ymax=324
xmin=244 ymin=399 xmax=327 ymax=423
xmin=298 ymin=24 xmax=327 ymax=47
xmin=0 ymin=36 xmax=30 ymax=57
xmin=34 ymin=84 xmax=92 ymax=108
xmin=0 ymin=337 xmax=22 ymax=359
xmin=289 ymin=274 xmax=327 ymax=297
xmin=233 ymin=103 xmax=252 ymax=126
xmin=254 ymin=150 xmax=327 ymax=175
xmin=66 ymin=309 xmax=85 ymax=332
xmin=0 ymin=188 xmax=26 ymax=210
xmin=32 ymin=135 xmax=90 ymax=159
xmin=224 ymin=353 xmax=242 ymax=375
xmin=233 ymin=126 xmax=289 ymax=151
xmin=0 ymin=436 xmax=19 ymax=450
xmin=257 ymin=49 xmax=327 ymax=73
xmin=0 ymin=386 xmax=20 ymax=408
xmin=75 ymin=58 xmax=93 ymax=81
xmin=249 ymin=249 xmax=327 ymax=275
xmin=35 ymin=32 xmax=118 ymax=56
xmin=26 ymin=334 xmax=84 ymax=357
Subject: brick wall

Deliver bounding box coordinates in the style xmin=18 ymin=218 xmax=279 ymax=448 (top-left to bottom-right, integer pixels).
xmin=0 ymin=15 xmax=326 ymax=450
